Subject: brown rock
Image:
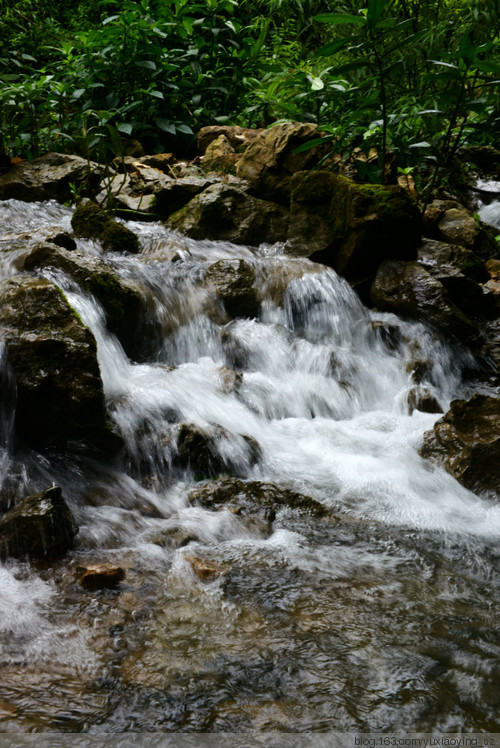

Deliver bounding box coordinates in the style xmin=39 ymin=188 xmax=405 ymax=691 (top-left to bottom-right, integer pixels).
xmin=78 ymin=564 xmax=126 ymax=590
xmin=197 ymin=126 xmax=264 ymax=155
xmin=420 ymin=394 xmax=500 ymax=494
xmin=236 ymin=122 xmax=331 ymax=204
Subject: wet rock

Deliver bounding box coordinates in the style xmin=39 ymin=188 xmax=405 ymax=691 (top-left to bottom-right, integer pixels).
xmin=78 ymin=563 xmax=126 ymax=590
xmin=166 ymin=183 xmax=289 ymax=246
xmin=198 ymin=125 xmax=264 ymax=155
xmin=0 ymin=276 xmax=116 ymax=450
xmin=174 ymin=423 xmax=260 ymax=478
xmin=47 ymin=232 xmax=77 ymax=252
xmin=423 ymin=200 xmax=497 ymax=259
xmin=147 ymin=527 xmax=199 ymax=549
xmin=236 ymin=122 xmax=331 ymax=204
xmin=204 ymin=259 xmax=259 ymax=319
xmin=418 ymin=238 xmax=489 ymax=283
xmin=0 ymin=152 xmax=104 ymax=203
xmin=420 ymin=394 xmax=500 ymax=494
xmin=185 ymin=554 xmax=228 ymax=582
xmin=407 ymin=386 xmax=442 ymax=414
xmin=287 ymin=171 xmax=421 ymax=281
xmin=217 ymin=366 xmax=243 ymax=395
xmin=71 ymin=199 xmax=141 ymax=253
xmin=417 ymin=241 xmax=495 ymax=318
xmin=0 ymin=486 xmax=77 ymax=560
xmin=221 ymin=326 xmax=252 ymax=370
xmin=188 ymin=476 xmax=326 ymax=519
xmin=370 ymin=260 xmax=478 ymax=342
xmin=23 ymin=242 xmax=147 ymax=358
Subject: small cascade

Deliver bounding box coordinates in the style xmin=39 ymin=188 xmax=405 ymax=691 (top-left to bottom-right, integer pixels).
xmin=0 ymin=198 xmax=500 ymax=732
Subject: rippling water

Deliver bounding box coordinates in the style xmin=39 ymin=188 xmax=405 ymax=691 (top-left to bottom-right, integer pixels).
xmin=0 ymin=199 xmax=500 ymax=733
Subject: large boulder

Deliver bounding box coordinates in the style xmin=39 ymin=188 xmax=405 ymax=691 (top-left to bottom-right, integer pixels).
xmin=420 ymin=394 xmax=500 ymax=494
xmin=166 ymin=183 xmax=289 ymax=246
xmin=0 ymin=152 xmax=104 ymax=203
xmin=197 ymin=125 xmax=264 ymax=155
xmin=287 ymin=171 xmax=421 ymax=281
xmin=0 ymin=276 xmax=115 ymax=450
xmin=236 ymin=122 xmax=332 ymax=204
xmin=417 ymin=239 xmax=495 ymax=319
xmin=203 ymin=259 xmax=259 ymax=319
xmin=71 ymin=199 xmax=141 ymax=253
xmin=23 ymin=243 xmax=147 ymax=358
xmin=0 ymin=486 xmax=77 ymax=560
xmin=370 ymin=260 xmax=478 ymax=341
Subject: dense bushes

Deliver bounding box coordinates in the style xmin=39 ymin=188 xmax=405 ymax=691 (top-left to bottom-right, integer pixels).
xmin=0 ymin=0 xmax=499 ymax=186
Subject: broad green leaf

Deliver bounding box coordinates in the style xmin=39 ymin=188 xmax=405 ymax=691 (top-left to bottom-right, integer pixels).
xmin=315 ymin=39 xmax=349 ymax=57
xmin=117 ymin=122 xmax=133 ymax=135
xmin=366 ymin=0 xmax=387 ymax=29
xmin=135 ymin=60 xmax=157 ymax=70
xmin=459 ymin=32 xmax=476 ymax=67
xmin=176 ymin=124 xmax=193 ymax=134
xmin=314 ymin=13 xmax=366 ymax=27
xmin=155 ymin=118 xmax=176 ymax=134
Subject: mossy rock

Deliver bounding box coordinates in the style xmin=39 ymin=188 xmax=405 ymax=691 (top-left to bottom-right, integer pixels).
xmin=23 ymin=243 xmax=146 ymax=358
xmin=71 ymin=199 xmax=140 ymax=253
xmin=0 ymin=276 xmax=118 ymax=451
xmin=287 ymin=171 xmax=422 ymax=281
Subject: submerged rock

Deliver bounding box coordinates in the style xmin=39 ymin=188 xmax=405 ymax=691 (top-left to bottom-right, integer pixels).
xmin=420 ymin=394 xmax=500 ymax=494
xmin=370 ymin=260 xmax=478 ymax=342
xmin=71 ymin=199 xmax=140 ymax=253
xmin=0 ymin=276 xmax=116 ymax=450
xmin=287 ymin=171 xmax=421 ymax=281
xmin=0 ymin=152 xmax=104 ymax=203
xmin=166 ymin=183 xmax=289 ymax=246
xmin=0 ymin=486 xmax=77 ymax=560
xmin=78 ymin=563 xmax=126 ymax=590
xmin=189 ymin=476 xmax=326 ymax=519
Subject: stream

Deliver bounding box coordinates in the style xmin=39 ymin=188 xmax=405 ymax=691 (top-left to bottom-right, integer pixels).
xmin=1 ymin=196 xmax=500 ymax=733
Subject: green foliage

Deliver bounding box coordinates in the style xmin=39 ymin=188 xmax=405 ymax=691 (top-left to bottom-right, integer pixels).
xmin=0 ymin=0 xmax=498 ymax=200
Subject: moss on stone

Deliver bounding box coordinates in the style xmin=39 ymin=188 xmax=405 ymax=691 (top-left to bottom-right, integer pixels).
xmin=71 ymin=199 xmax=140 ymax=253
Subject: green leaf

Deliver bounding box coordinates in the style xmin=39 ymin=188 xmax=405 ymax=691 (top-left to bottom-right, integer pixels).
xmin=366 ymin=0 xmax=387 ymax=28
xmin=459 ymin=31 xmax=476 ymax=68
xmin=135 ymin=60 xmax=157 ymax=70
xmin=176 ymin=124 xmax=193 ymax=134
xmin=315 ymin=39 xmax=349 ymax=57
xmin=155 ymin=117 xmax=176 ymax=134
xmin=314 ymin=13 xmax=366 ymax=27
xmin=117 ymin=122 xmax=133 ymax=135
xmin=476 ymin=61 xmax=500 ymax=75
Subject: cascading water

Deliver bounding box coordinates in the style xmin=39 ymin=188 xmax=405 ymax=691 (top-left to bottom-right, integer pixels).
xmin=1 ymin=197 xmax=500 ymax=733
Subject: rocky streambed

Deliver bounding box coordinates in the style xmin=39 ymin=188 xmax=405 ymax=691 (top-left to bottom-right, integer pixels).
xmin=1 ymin=130 xmax=500 ymax=733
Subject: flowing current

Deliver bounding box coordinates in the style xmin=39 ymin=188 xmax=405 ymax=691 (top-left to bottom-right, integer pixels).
xmin=0 ymin=198 xmax=500 ymax=733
